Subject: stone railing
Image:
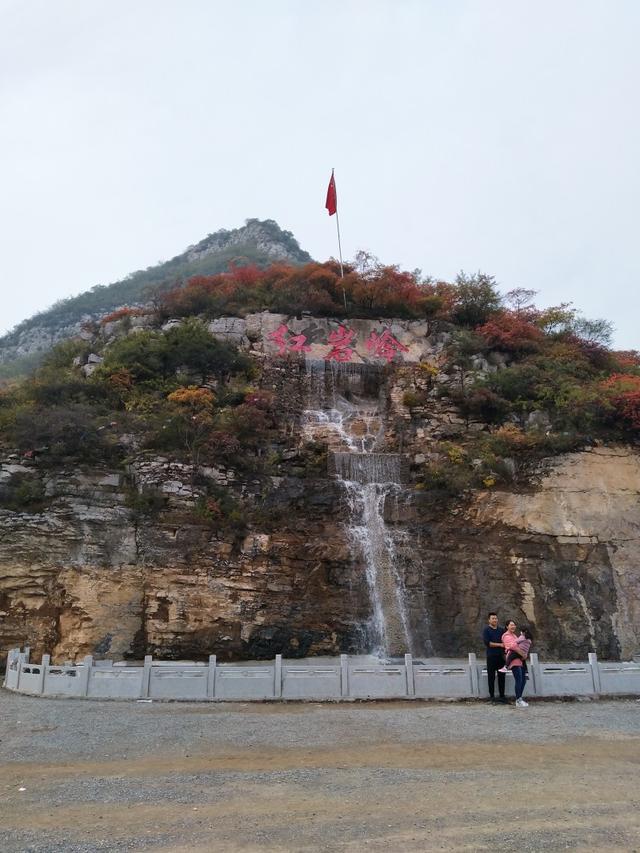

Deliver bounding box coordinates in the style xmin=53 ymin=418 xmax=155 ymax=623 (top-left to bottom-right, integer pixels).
xmin=4 ymin=649 xmax=640 ymax=701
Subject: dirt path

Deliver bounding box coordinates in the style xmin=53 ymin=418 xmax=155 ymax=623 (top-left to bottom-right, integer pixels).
xmin=1 ymin=692 xmax=639 ymax=851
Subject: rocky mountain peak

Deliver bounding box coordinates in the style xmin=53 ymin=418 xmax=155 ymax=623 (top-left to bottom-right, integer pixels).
xmin=0 ymin=219 xmax=312 ymax=373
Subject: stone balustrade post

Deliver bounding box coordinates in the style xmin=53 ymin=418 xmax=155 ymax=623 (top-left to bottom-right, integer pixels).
xmin=16 ymin=652 xmax=26 ymax=691
xmin=207 ymin=655 xmax=217 ymax=699
xmin=274 ymin=654 xmax=282 ymax=698
xmin=468 ymin=653 xmax=480 ymax=698
xmin=405 ymin=654 xmax=415 ymax=697
xmin=340 ymin=654 xmax=349 ymax=698
xmin=39 ymin=654 xmax=50 ymax=695
xmin=140 ymin=655 xmax=152 ymax=698
xmin=3 ymin=648 xmax=17 ymax=689
xmin=588 ymin=652 xmax=602 ymax=695
xmin=529 ymin=652 xmax=542 ymax=696
xmin=81 ymin=655 xmax=93 ymax=696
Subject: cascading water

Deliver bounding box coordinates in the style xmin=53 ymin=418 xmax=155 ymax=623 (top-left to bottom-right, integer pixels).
xmin=303 ymin=359 xmax=415 ymax=657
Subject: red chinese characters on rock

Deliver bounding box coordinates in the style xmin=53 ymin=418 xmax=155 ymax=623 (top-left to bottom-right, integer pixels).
xmin=324 ymin=325 xmax=356 ymax=362
xmin=366 ymin=329 xmax=409 ymax=363
xmin=268 ymin=324 xmax=311 ymax=356
xmin=269 ymin=323 xmax=409 ymax=364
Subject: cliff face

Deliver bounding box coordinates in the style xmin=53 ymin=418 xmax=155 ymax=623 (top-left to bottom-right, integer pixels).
xmin=2 ymin=313 xmax=639 ymax=664
xmin=2 ymin=445 xmax=638 ymax=663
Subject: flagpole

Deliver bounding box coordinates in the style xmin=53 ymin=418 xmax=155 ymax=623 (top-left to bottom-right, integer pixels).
xmin=335 ymin=213 xmax=344 ymax=278
xmin=336 ymin=209 xmax=347 ymax=310
xmin=331 ymin=167 xmax=346 ymax=309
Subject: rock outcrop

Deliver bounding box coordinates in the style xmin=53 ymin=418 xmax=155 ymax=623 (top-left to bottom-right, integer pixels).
xmin=0 ymin=219 xmax=312 ymax=366
xmin=1 ymin=438 xmax=639 ymax=664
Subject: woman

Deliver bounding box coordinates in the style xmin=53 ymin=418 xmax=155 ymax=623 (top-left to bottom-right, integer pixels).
xmin=502 ymin=620 xmax=530 ymax=707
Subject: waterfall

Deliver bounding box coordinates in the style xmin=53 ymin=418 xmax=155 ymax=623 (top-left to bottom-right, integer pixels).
xmin=332 ymin=452 xmax=402 ymax=485
xmin=303 ymin=359 xmax=414 ymax=657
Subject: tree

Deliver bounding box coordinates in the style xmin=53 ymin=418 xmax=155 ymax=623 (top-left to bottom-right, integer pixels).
xmin=571 ymin=317 xmax=614 ymax=347
xmin=166 ymin=386 xmax=216 ymax=478
xmin=164 ymin=320 xmax=250 ymax=384
xmin=504 ymin=288 xmax=538 ymax=315
xmin=451 ymin=272 xmax=502 ymax=327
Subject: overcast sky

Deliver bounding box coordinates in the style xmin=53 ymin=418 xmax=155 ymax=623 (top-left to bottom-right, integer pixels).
xmin=1 ymin=1 xmax=639 ymax=347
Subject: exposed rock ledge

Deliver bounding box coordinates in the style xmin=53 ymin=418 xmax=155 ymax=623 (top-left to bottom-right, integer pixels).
xmin=470 ymin=447 xmax=640 ymax=658
xmin=1 ymin=447 xmax=640 ymax=663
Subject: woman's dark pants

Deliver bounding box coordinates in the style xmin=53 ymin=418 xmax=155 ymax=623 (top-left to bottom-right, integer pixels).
xmin=512 ymin=665 xmax=526 ymax=700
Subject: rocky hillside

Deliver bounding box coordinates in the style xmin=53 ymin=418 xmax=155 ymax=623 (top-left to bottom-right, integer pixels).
xmin=0 ymin=219 xmax=312 ymax=371
xmin=1 ymin=259 xmax=639 ymax=664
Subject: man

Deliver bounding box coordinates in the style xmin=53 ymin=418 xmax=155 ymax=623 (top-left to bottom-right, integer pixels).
xmin=483 ymin=612 xmax=506 ymax=702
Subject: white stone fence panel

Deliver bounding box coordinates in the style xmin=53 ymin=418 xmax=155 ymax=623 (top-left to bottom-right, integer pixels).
xmin=4 ymin=649 xmax=640 ymax=701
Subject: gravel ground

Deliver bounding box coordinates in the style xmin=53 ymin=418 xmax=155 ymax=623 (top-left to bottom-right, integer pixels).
xmin=1 ymin=689 xmax=639 ymax=852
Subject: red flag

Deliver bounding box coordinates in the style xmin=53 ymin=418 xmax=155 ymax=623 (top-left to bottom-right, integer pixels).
xmin=325 ymin=170 xmax=337 ymax=216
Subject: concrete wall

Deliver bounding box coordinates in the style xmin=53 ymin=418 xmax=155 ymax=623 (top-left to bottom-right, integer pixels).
xmin=4 ymin=649 xmax=640 ymax=701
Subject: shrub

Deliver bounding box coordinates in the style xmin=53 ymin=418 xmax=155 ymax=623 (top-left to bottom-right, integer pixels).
xmin=124 ymin=487 xmax=167 ymax=516
xmin=416 ymin=462 xmax=475 ymax=498
xmin=101 ymin=320 xmax=250 ymax=387
xmin=402 ymin=391 xmax=427 ymax=409
xmin=207 ymin=430 xmax=242 ymax=460
xmin=159 ymin=259 xmax=447 ymax=322
xmin=10 ymin=404 xmax=121 ymax=464
xmin=478 ymin=311 xmax=544 ymax=355
xmin=443 ymin=331 xmax=488 ymax=392
xmin=454 ymin=387 xmax=511 ymax=424
xmin=0 ymin=472 xmax=46 ymax=512
xmin=192 ymin=485 xmax=247 ymax=533
xmin=39 ymin=339 xmax=92 ymax=375
xmin=612 ymin=351 xmax=640 ymax=370
xmin=601 ymin=374 xmax=640 ymax=430
xmin=100 ymin=307 xmax=146 ymax=325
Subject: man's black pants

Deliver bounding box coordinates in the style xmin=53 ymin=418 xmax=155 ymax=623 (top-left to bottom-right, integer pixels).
xmin=486 ymin=656 xmax=506 ymax=698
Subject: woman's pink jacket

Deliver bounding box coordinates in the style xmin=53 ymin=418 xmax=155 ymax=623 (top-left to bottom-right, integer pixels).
xmin=502 ymin=631 xmax=526 ymax=666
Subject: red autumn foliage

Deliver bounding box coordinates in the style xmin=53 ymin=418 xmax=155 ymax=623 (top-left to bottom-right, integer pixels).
xmin=601 ymin=373 xmax=640 ymax=429
xmin=100 ymin=306 xmax=145 ymax=325
xmin=208 ymin=430 xmax=242 ymax=459
xmin=226 ymin=262 xmax=262 ymax=288
xmin=159 ymin=261 xmax=441 ymax=321
xmin=107 ymin=369 xmax=133 ymax=391
xmin=612 ymin=350 xmax=640 ymax=370
xmin=478 ymin=311 xmax=544 ymax=354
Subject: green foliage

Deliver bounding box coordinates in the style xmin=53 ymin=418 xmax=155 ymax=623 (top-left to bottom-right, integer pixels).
xmin=450 ymin=272 xmax=502 ymax=327
xmin=40 ymin=339 xmax=92 ymax=375
xmin=415 ymin=461 xmax=476 ymax=498
xmin=9 ymin=404 xmax=122 ymax=465
xmin=124 ymin=486 xmax=167 ymax=517
xmin=192 ymin=483 xmax=247 ymax=533
xmin=0 ymin=471 xmax=46 ymax=512
xmin=443 ymin=331 xmax=488 ymax=392
xmin=479 ymin=341 xmax=605 ymax=429
xmin=402 ymin=390 xmax=428 ymax=409
xmin=100 ymin=320 xmax=251 ymax=390
xmin=0 ymin=351 xmax=46 ymax=383
xmin=299 ymin=441 xmax=328 ymax=477
xmin=480 ymin=424 xmax=583 ymax=460
xmin=453 ymin=387 xmax=511 ymax=424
